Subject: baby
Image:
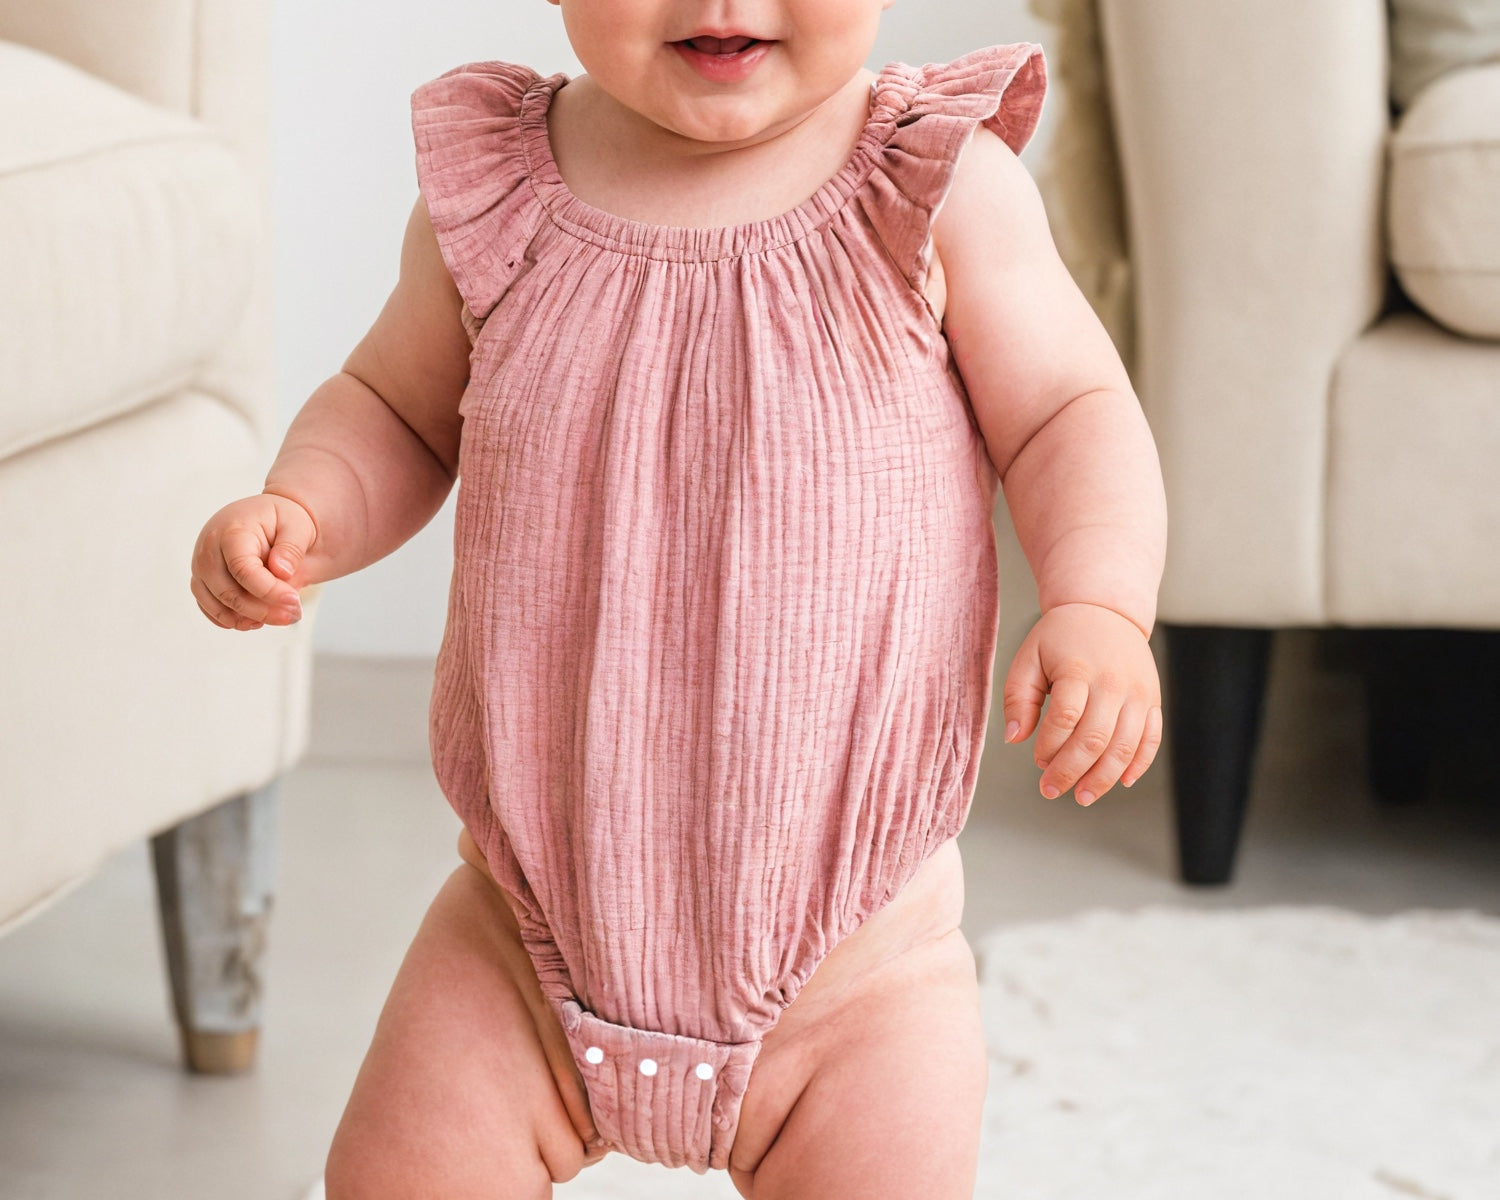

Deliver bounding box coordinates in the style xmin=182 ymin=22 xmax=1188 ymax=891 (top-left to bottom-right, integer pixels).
xmin=191 ymin=1 xmax=1166 ymax=1196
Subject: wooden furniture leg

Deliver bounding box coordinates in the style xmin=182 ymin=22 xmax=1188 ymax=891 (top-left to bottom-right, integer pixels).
xmin=1164 ymin=626 xmax=1273 ymax=886
xmin=151 ymin=785 xmax=277 ymax=1074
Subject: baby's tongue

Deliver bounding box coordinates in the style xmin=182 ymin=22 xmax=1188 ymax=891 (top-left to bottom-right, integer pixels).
xmin=686 ymin=35 xmax=756 ymax=55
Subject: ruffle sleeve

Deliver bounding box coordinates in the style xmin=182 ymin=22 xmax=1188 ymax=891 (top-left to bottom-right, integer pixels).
xmin=857 ymin=43 xmax=1048 ymax=293
xmin=411 ymin=62 xmax=550 ymax=335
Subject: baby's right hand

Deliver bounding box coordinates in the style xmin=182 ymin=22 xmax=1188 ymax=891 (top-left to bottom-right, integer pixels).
xmin=190 ymin=493 xmax=316 ymax=631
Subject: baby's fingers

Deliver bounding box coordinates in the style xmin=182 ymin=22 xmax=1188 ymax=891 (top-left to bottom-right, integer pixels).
xmin=191 ymin=574 xmax=264 ymax=632
xmin=1069 ymin=702 xmax=1158 ymax=806
xmin=1001 ymin=636 xmax=1049 ymax=745
xmin=1120 ymin=704 xmax=1164 ymax=788
xmin=192 ymin=526 xmax=298 ymax=626
xmin=1034 ymin=676 xmax=1116 ymax=800
xmin=194 ymin=554 xmax=280 ymax=626
xmin=219 ymin=524 xmax=293 ymax=608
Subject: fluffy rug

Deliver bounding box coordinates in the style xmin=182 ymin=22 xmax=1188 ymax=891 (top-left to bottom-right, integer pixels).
xmin=974 ymin=906 xmax=1500 ymax=1199
xmin=305 ymin=906 xmax=1500 ymax=1199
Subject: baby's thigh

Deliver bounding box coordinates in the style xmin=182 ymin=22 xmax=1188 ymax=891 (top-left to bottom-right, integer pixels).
xmin=324 ymin=865 xmax=592 ymax=1200
xmin=737 ymin=929 xmax=989 ymax=1200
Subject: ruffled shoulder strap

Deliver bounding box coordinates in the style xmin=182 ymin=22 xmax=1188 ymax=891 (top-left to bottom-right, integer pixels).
xmin=411 ymin=62 xmax=551 ymax=336
xmin=858 ymin=43 xmax=1047 ymax=292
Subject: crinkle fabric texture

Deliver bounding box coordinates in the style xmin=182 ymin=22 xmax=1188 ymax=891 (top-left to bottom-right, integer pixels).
xmin=413 ymin=44 xmax=1045 ymax=1173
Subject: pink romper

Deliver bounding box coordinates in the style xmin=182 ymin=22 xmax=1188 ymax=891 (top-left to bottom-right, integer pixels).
xmin=414 ymin=43 xmax=1046 ymax=1174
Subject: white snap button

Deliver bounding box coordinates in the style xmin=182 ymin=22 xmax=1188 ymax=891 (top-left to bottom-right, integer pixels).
xmin=584 ymin=1046 xmax=604 ymax=1064
xmin=639 ymin=1058 xmax=658 ymax=1077
xmin=695 ymin=1062 xmax=715 ymax=1081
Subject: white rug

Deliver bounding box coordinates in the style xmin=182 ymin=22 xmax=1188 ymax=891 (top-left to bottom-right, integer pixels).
xmin=304 ymin=905 xmax=1500 ymax=1199
xmin=973 ymin=906 xmax=1500 ymax=1199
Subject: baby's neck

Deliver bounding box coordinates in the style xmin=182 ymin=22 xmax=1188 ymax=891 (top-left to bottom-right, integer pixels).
xmin=546 ymin=70 xmax=877 ymax=229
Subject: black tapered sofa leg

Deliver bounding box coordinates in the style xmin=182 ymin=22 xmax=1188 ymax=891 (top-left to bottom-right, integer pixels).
xmin=1361 ymin=629 xmax=1444 ymax=806
xmin=1164 ymin=625 xmax=1273 ymax=886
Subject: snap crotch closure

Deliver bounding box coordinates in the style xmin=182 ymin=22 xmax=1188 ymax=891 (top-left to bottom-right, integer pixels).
xmin=555 ymin=998 xmax=762 ymax=1173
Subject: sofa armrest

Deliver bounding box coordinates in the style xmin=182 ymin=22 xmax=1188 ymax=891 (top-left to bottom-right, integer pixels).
xmin=1098 ymin=0 xmax=1389 ymax=624
xmin=0 ymin=2 xmax=254 ymax=116
xmin=0 ymin=1 xmax=267 ymax=150
xmin=0 ymin=0 xmax=273 ymax=438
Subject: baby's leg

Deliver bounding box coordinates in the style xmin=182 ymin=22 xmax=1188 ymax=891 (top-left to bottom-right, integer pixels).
xmin=324 ymin=860 xmax=596 ymax=1199
xmin=735 ymin=928 xmax=989 ymax=1200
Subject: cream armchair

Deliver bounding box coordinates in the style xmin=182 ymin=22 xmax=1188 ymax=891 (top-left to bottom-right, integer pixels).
xmin=1045 ymin=1 xmax=1500 ymax=882
xmin=0 ymin=0 xmax=312 ymax=1069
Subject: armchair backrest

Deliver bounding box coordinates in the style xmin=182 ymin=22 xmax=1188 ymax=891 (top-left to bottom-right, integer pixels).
xmin=1097 ymin=0 xmax=1390 ymax=624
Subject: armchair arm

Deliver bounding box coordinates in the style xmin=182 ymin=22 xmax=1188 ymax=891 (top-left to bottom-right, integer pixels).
xmin=0 ymin=1 xmax=266 ymax=147
xmin=1097 ymin=0 xmax=1389 ymax=624
xmin=0 ymin=0 xmax=274 ymax=439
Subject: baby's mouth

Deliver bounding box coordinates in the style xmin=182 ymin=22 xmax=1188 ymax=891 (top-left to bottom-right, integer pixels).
xmin=677 ymin=35 xmax=763 ymax=56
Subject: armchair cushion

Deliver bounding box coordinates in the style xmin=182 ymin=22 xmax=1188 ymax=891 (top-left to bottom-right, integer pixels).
xmin=0 ymin=40 xmax=257 ymax=459
xmin=1388 ymin=63 xmax=1500 ymax=340
xmin=1389 ymin=0 xmax=1500 ymax=111
xmin=1328 ymin=313 xmax=1500 ymax=625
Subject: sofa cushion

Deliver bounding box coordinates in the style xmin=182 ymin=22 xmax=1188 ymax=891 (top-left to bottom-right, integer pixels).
xmin=1389 ymin=0 xmax=1500 ymax=111
xmin=1388 ymin=64 xmax=1500 ymax=341
xmin=1328 ymin=313 xmax=1500 ymax=625
xmin=0 ymin=40 xmax=258 ymax=459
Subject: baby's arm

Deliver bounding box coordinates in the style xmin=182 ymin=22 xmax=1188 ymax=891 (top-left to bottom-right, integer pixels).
xmin=191 ymin=198 xmax=471 ymax=629
xmin=934 ymin=127 xmax=1169 ymax=806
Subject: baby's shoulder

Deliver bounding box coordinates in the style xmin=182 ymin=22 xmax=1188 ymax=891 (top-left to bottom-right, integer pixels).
xmin=945 ymin=124 xmax=1039 ymax=221
xmin=932 ymin=125 xmax=1051 ymax=277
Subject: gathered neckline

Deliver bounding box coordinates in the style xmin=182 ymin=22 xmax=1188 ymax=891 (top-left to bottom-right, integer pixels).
xmin=517 ymin=62 xmax=923 ymax=262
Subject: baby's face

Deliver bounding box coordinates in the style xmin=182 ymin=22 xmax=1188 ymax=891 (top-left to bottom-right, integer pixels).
xmin=547 ymin=0 xmax=897 ymax=146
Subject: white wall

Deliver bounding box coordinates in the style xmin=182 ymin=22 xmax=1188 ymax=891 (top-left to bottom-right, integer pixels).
xmin=272 ymin=0 xmax=1053 ymax=656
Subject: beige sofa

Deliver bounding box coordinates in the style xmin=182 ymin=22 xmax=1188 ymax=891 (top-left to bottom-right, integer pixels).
xmin=0 ymin=0 xmax=312 ymax=1069
xmin=1051 ymin=1 xmax=1500 ymax=882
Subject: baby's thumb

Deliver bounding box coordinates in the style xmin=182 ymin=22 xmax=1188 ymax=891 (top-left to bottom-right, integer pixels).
xmin=268 ymin=539 xmax=304 ymax=582
xmin=1001 ymin=638 xmax=1048 ymax=745
xmin=265 ymin=496 xmax=316 ymax=583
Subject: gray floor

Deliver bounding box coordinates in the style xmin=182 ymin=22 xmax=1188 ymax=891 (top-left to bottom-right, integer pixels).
xmin=2 ymin=637 xmax=1497 ymax=1200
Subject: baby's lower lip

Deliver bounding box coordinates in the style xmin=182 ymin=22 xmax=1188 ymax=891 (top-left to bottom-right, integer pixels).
xmin=671 ymin=38 xmax=773 ymax=84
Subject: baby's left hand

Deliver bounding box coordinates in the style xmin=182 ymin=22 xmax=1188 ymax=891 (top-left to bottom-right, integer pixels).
xmin=1002 ymin=603 xmax=1163 ymax=806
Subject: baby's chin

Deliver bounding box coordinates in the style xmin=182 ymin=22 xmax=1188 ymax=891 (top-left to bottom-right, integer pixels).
xmin=644 ymin=91 xmax=843 ymax=154
xmin=661 ymin=113 xmax=805 ymax=151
